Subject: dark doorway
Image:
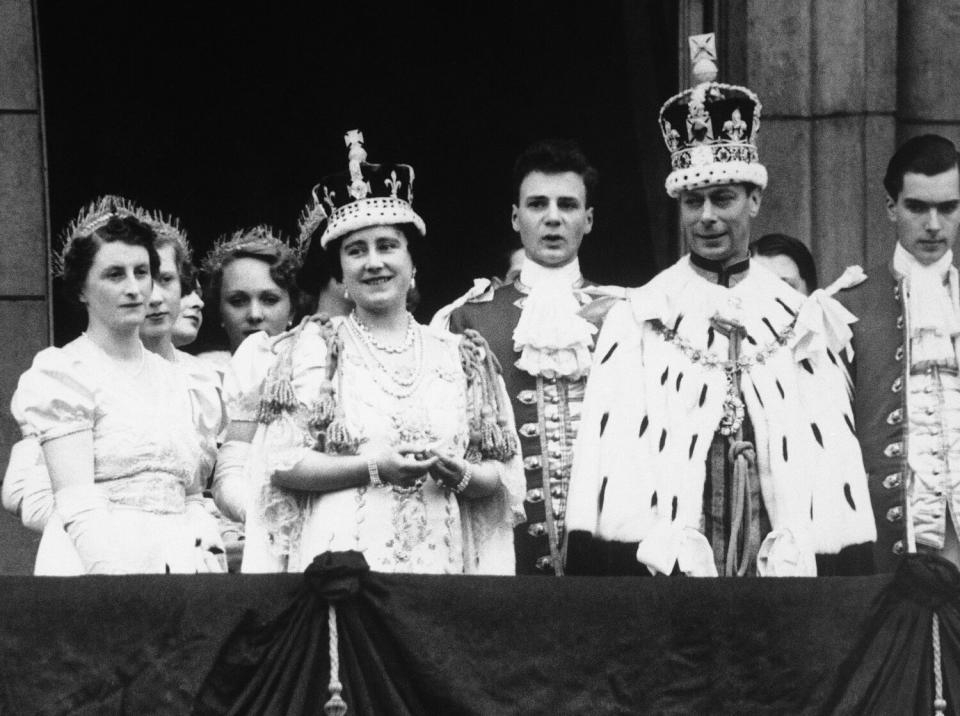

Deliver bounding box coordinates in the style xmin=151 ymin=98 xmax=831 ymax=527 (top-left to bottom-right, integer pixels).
xmin=39 ymin=1 xmax=677 ymax=350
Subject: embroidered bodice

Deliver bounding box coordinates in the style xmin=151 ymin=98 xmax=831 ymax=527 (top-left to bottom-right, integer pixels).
xmin=224 ymin=317 xmax=522 ymax=574
xmin=11 ymin=335 xmax=204 ymax=513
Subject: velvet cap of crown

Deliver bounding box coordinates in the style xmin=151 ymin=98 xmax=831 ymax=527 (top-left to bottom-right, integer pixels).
xmin=659 ymin=33 xmax=767 ymax=198
xmin=314 ymin=129 xmax=426 ymax=250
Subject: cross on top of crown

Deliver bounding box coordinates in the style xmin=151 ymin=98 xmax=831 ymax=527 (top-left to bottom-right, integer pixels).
xmin=689 ymin=33 xmax=718 ymax=84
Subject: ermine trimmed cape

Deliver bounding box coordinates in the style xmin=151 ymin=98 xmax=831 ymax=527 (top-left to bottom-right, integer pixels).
xmin=566 ymin=257 xmax=876 ymax=576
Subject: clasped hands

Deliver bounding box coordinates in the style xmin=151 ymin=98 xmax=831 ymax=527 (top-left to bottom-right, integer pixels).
xmin=370 ymin=442 xmax=468 ymax=492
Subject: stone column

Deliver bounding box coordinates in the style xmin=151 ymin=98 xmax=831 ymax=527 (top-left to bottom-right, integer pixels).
xmin=897 ymin=1 xmax=960 ymax=144
xmin=734 ymin=0 xmax=898 ymax=282
xmin=0 ymin=0 xmax=49 ymax=573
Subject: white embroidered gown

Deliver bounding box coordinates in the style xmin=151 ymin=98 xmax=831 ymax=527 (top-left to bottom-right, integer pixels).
xmin=10 ymin=335 xmax=217 ymax=574
xmin=224 ymin=317 xmax=523 ymax=574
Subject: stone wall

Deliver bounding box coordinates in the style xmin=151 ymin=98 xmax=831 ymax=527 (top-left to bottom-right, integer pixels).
xmin=729 ymin=0 xmax=960 ymax=284
xmin=0 ymin=0 xmax=47 ymax=573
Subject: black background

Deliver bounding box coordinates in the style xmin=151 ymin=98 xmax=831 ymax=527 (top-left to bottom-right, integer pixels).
xmin=39 ymin=0 xmax=677 ymax=350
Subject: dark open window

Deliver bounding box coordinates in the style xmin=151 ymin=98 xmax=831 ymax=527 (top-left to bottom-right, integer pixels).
xmin=39 ymin=1 xmax=677 ymax=349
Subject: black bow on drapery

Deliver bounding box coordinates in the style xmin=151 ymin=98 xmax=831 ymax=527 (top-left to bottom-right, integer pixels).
xmin=821 ymin=553 xmax=960 ymax=715
xmin=194 ymin=551 xmax=425 ymax=716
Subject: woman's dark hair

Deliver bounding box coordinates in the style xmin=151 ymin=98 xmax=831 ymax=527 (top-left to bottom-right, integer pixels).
xmin=202 ymin=228 xmax=302 ymax=324
xmin=323 ymin=222 xmax=423 ymax=284
xmin=297 ymin=220 xmax=338 ymax=292
xmin=750 ymin=233 xmax=818 ymax=293
xmin=61 ymin=214 xmax=159 ymax=303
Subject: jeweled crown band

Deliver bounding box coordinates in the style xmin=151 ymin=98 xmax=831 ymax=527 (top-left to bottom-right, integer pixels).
xmin=671 ymin=143 xmax=758 ymax=170
xmin=322 ymin=197 xmax=426 ymax=248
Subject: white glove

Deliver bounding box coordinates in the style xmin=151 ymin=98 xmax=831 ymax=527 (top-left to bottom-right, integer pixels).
xmin=55 ymin=483 xmax=123 ymax=574
xmin=212 ymin=440 xmax=251 ymax=523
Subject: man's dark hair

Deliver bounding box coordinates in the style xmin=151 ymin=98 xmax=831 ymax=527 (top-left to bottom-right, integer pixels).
xmin=512 ymin=139 xmax=599 ymax=207
xmin=750 ymin=233 xmax=818 ymax=293
xmin=883 ymin=134 xmax=960 ymax=199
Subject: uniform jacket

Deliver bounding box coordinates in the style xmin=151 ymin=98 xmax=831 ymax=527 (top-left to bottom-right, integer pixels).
xmin=840 ymin=262 xmax=937 ymax=571
xmin=445 ymin=278 xmax=606 ymax=575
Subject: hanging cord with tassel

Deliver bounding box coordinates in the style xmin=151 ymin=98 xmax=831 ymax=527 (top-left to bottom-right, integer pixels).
xmin=726 ymin=440 xmax=760 ymax=576
xmin=323 ymin=603 xmax=347 ymax=716
xmin=309 ymin=314 xmax=359 ymax=456
xmin=933 ymin=611 xmax=947 ymax=715
xmin=460 ymin=329 xmax=518 ymax=462
xmin=257 ymin=323 xmax=305 ymax=424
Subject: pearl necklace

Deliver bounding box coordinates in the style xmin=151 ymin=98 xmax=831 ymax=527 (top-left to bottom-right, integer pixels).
xmin=344 ymin=312 xmax=424 ymax=399
xmin=349 ymin=310 xmax=415 ymax=354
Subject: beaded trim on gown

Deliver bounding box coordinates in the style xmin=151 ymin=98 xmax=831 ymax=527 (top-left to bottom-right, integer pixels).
xmin=224 ymin=316 xmax=523 ymax=574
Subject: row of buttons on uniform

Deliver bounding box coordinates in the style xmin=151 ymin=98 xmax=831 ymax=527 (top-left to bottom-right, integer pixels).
xmin=518 ymin=422 xmax=576 ymax=441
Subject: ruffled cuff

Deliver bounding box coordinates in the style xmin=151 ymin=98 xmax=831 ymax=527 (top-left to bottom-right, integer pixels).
xmin=756 ymin=528 xmax=817 ymax=576
xmin=635 ymin=522 xmax=718 ymax=577
xmin=676 ymin=529 xmax=720 ymax=577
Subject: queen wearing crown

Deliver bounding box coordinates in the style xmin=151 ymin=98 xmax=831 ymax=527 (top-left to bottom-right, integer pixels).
xmin=216 ymin=131 xmax=524 ymax=574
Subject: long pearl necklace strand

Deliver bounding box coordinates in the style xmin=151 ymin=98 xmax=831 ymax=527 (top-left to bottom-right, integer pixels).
xmin=346 ymin=310 xmax=424 ymax=399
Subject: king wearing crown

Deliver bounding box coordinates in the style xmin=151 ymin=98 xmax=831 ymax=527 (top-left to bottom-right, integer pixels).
xmin=564 ymin=34 xmax=876 ymax=577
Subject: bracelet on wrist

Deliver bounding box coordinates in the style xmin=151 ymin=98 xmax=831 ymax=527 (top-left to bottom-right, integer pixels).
xmin=367 ymin=457 xmax=383 ymax=487
xmin=452 ymin=463 xmax=473 ymax=494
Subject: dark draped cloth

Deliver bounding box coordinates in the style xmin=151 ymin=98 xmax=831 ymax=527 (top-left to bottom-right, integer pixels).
xmin=0 ymin=552 xmax=958 ymax=715
xmin=821 ymin=552 xmax=960 ymax=714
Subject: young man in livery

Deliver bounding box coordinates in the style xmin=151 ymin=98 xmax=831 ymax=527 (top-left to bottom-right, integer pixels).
xmin=434 ymin=139 xmax=620 ymax=575
xmin=839 ymin=134 xmax=960 ymax=571
xmin=565 ymin=34 xmax=876 ymax=577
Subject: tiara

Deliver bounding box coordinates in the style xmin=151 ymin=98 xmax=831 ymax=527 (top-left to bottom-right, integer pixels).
xmin=143 ymin=208 xmax=191 ymax=264
xmin=54 ymin=195 xmax=138 ymax=277
xmin=53 ymin=195 xmax=192 ymax=277
xmin=202 ymin=224 xmax=298 ymax=277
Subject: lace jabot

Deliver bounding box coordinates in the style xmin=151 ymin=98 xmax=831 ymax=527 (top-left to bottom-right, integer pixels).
xmin=893 ymin=243 xmax=960 ymax=370
xmin=513 ymin=258 xmax=596 ymax=380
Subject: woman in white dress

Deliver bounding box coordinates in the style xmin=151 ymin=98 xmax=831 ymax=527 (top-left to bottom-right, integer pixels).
xmin=201 ymin=227 xmax=302 ymax=524
xmin=10 ymin=201 xmax=224 ymax=574
xmin=216 ymin=130 xmax=523 ymax=574
xmin=4 ymin=200 xmax=223 ymax=545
